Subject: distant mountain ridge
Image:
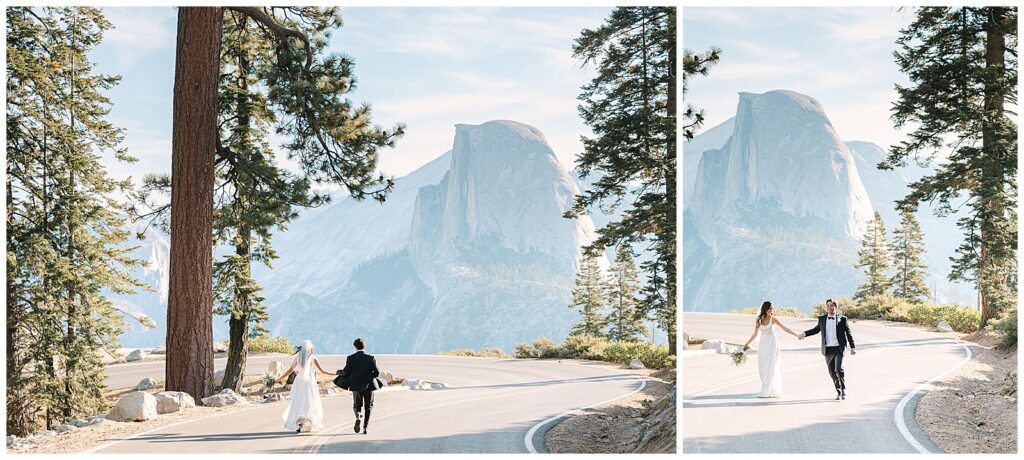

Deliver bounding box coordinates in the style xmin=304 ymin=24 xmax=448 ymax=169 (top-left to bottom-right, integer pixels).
xmin=112 ymin=120 xmax=626 ymax=353
xmin=684 ymin=90 xmax=974 ymax=313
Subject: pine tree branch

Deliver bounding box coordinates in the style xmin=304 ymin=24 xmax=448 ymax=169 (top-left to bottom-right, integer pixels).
xmin=227 ymin=7 xmax=313 ymax=71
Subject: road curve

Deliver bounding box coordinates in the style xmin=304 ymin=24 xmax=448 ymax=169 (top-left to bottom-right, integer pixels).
xmin=682 ymin=312 xmax=970 ymax=453
xmin=97 ymin=355 xmax=643 ymax=453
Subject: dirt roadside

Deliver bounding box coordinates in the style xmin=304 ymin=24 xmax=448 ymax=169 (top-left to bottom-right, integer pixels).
xmin=544 ymin=365 xmax=676 ymax=453
xmin=915 ymin=331 xmax=1017 ymax=454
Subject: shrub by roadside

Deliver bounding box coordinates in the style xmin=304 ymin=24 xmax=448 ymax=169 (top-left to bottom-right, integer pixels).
xmin=514 ymin=335 xmax=674 ymax=369
xmin=513 ymin=337 xmax=560 ymax=359
xmin=731 ymin=306 xmax=807 ymax=317
xmin=990 ymin=309 xmax=1017 ymax=348
xmin=226 ymin=335 xmax=294 ymax=354
xmin=811 ymin=294 xmax=981 ymax=333
xmin=436 ymin=348 xmax=511 ymax=358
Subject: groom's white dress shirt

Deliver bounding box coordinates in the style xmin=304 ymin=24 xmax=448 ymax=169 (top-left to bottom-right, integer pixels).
xmin=825 ymin=315 xmax=840 ymax=346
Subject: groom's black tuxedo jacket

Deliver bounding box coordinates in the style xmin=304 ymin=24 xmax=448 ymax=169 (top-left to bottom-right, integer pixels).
xmin=340 ymin=350 xmax=380 ymax=393
xmin=804 ymin=315 xmax=856 ymax=356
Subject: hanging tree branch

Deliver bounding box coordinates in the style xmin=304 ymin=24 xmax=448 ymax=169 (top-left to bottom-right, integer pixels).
xmin=226 ymin=7 xmax=313 ymax=71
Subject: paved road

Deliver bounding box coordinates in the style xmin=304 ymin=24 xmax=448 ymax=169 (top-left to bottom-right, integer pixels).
xmin=104 ymin=354 xmax=292 ymax=390
xmin=97 ymin=355 xmax=643 ymax=453
xmin=682 ymin=312 xmax=971 ymax=453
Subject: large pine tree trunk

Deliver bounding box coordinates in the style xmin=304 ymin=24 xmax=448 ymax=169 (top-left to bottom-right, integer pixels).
xmin=221 ymin=230 xmax=252 ymax=392
xmin=978 ymin=6 xmax=1006 ymax=329
xmin=665 ymin=8 xmax=677 ymax=356
xmin=165 ymin=7 xmax=222 ymax=401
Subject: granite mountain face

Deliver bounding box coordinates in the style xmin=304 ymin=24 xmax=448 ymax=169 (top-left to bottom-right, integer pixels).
xmin=115 ymin=120 xmax=608 ymax=353
xmin=684 ymin=90 xmax=972 ymax=313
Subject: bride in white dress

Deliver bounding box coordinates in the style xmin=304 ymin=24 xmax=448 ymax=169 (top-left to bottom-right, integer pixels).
xmin=276 ymin=340 xmax=334 ymax=433
xmin=742 ymin=301 xmax=800 ymax=398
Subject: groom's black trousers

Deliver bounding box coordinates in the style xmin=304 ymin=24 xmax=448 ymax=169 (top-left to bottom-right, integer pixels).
xmin=824 ymin=346 xmax=846 ymax=391
xmin=353 ymin=390 xmax=374 ymax=424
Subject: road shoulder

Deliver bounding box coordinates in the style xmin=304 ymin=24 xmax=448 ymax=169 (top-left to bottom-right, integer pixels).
xmin=915 ymin=331 xmax=1017 ymax=454
xmin=544 ymin=365 xmax=676 ymax=453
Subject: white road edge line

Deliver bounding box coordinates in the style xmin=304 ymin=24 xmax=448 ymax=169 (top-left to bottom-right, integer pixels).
xmin=523 ymin=374 xmax=647 ymax=454
xmin=893 ymin=339 xmax=973 ymax=454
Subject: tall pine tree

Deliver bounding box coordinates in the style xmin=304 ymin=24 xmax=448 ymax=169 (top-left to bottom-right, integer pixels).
xmin=890 ymin=210 xmax=932 ymax=302
xmin=567 ymin=7 xmax=676 ymax=352
xmin=145 ymin=7 xmax=403 ymax=398
xmin=6 ymin=7 xmax=145 ymax=432
xmin=605 ymin=245 xmax=646 ymax=342
xmin=882 ymin=7 xmax=1017 ymax=328
xmin=854 ymin=212 xmax=893 ymax=301
xmin=570 ymin=253 xmax=608 ymax=337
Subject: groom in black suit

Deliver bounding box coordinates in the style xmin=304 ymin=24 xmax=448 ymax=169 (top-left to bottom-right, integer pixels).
xmin=799 ymin=299 xmax=856 ymax=400
xmin=339 ymin=337 xmax=380 ymax=434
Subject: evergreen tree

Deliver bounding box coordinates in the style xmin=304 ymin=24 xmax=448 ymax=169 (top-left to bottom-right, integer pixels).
xmin=882 ymin=7 xmax=1017 ymax=328
xmin=682 ymin=46 xmax=721 ymax=140
xmin=605 ymin=245 xmax=646 ymax=342
xmin=854 ymin=212 xmax=893 ymax=300
xmin=570 ymin=253 xmax=607 ymax=337
xmin=142 ymin=7 xmax=402 ymax=398
xmin=6 ymin=7 xmax=145 ymax=432
xmin=567 ymin=7 xmax=676 ymax=352
xmin=890 ymin=210 xmax=932 ymax=302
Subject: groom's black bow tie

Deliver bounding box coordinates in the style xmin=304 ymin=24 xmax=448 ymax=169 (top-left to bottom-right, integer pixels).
xmin=827 ymin=316 xmax=836 ymax=321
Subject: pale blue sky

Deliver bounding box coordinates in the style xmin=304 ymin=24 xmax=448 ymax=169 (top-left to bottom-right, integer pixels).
xmin=91 ymin=7 xmax=611 ymax=187
xmin=683 ymin=7 xmax=916 ymax=149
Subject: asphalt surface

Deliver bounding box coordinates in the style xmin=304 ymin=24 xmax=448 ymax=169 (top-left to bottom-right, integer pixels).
xmin=682 ymin=312 xmax=970 ymax=453
xmin=104 ymin=354 xmax=291 ymax=390
xmin=97 ymin=355 xmax=643 ymax=453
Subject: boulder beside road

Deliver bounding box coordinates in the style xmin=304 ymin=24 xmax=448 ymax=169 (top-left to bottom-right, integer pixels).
xmin=201 ymin=389 xmax=248 ymax=407
xmin=155 ymin=391 xmax=196 ymax=414
xmin=106 ymin=391 xmax=158 ymax=422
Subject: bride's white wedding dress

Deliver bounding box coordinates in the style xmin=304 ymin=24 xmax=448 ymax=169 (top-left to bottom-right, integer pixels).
xmin=282 ymin=352 xmax=324 ymax=432
xmin=757 ymin=321 xmax=783 ymax=398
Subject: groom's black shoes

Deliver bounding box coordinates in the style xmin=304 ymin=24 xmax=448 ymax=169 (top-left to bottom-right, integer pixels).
xmin=354 ymin=419 xmax=361 ymax=433
xmin=841 ymin=389 xmax=846 ymax=400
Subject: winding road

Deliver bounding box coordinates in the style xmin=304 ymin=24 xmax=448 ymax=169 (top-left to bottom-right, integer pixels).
xmin=97 ymin=355 xmax=644 ymax=453
xmin=682 ymin=312 xmax=971 ymax=453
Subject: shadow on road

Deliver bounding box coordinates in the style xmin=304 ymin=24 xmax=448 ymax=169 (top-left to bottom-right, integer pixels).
xmin=265 ymin=423 xmax=531 ymax=453
xmin=118 ymin=431 xmax=299 ymax=443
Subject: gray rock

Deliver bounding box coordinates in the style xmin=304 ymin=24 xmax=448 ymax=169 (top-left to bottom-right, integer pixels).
xmin=213 ymin=369 xmax=226 ymax=387
xmin=126 ymin=349 xmax=146 ymax=362
xmin=150 ymin=346 xmax=167 ymax=355
xmin=628 ymin=358 xmax=646 ymax=369
xmin=937 ymin=321 xmax=954 ymax=333
xmin=6 ymin=435 xmax=17 ymax=446
xmin=135 ymin=377 xmax=157 ymax=391
xmin=106 ymin=391 xmax=159 ymax=422
xmin=213 ymin=341 xmax=228 ymax=353
xmin=267 ymin=360 xmax=285 ymax=378
xmin=155 ymin=391 xmax=196 ymax=414
xmin=33 ymin=430 xmax=56 ymax=438
xmin=56 ymin=424 xmax=77 ymax=434
xmin=71 ymin=419 xmax=91 ymax=428
xmin=201 ymin=388 xmax=248 ymax=407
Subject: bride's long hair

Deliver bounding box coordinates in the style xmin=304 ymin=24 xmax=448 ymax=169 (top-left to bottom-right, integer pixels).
xmin=756 ymin=301 xmax=773 ymax=325
xmin=299 ymin=340 xmax=315 ymax=368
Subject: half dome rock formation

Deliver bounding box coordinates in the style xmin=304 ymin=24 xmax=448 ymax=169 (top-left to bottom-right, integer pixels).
xmin=685 ymin=90 xmax=874 ymax=311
